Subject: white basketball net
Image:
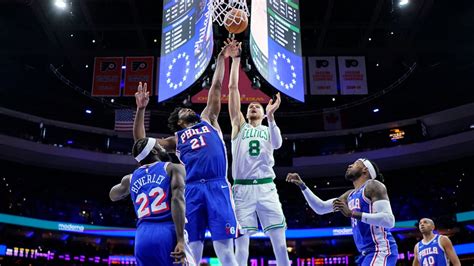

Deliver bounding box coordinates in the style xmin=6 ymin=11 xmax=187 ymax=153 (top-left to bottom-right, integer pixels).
xmin=210 ymin=0 xmax=250 ymax=27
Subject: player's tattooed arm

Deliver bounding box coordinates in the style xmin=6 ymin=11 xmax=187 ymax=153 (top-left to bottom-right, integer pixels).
xmin=109 ymin=174 xmax=131 ymax=201
xmin=344 ymin=180 xmax=395 ymax=228
xmin=168 ymin=163 xmax=186 ymax=261
xmin=365 ymin=180 xmax=390 ymax=201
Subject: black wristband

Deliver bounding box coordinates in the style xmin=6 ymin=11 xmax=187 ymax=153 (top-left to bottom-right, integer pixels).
xmin=298 ymin=183 xmax=307 ymax=191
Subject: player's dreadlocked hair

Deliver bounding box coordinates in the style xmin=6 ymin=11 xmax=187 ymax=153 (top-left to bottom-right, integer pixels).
xmin=168 ymin=107 xmax=182 ymax=133
xmin=368 ymin=159 xmax=385 ymax=183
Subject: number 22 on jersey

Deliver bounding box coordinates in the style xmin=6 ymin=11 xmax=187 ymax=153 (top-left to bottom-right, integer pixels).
xmin=135 ymin=187 xmax=169 ymax=219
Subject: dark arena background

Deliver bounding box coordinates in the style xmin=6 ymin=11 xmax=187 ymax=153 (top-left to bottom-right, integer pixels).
xmin=1 ymin=0 xmax=474 ymax=265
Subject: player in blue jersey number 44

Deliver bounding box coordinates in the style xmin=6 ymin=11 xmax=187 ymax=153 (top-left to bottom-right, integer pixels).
xmin=413 ymin=218 xmax=460 ymax=266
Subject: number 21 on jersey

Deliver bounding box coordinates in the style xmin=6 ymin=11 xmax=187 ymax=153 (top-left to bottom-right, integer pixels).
xmin=190 ymin=136 xmax=206 ymax=150
xmin=135 ymin=187 xmax=169 ymax=219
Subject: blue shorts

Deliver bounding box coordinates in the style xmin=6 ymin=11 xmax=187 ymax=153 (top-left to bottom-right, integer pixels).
xmin=135 ymin=221 xmax=176 ymax=266
xmin=185 ymin=178 xmax=238 ymax=242
xmin=357 ymin=245 xmax=398 ymax=266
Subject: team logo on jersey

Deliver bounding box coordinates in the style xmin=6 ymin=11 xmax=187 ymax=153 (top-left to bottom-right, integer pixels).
xmin=225 ymin=223 xmax=236 ymax=235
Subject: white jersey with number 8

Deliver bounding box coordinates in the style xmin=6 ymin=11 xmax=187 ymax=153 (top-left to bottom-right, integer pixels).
xmin=231 ymin=123 xmax=276 ymax=180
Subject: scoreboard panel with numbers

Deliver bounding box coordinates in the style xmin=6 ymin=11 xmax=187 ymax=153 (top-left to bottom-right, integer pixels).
xmin=250 ymin=0 xmax=304 ymax=102
xmin=158 ymin=0 xmax=214 ymax=102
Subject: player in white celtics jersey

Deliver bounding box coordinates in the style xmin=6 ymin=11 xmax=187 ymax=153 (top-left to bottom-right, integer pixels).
xmin=227 ymin=41 xmax=290 ymax=266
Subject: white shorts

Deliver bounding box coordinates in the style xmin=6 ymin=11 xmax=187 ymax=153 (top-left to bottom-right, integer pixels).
xmin=232 ymin=182 xmax=286 ymax=234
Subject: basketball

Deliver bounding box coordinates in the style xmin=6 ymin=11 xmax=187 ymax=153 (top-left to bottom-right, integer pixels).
xmin=224 ymin=8 xmax=248 ymax=34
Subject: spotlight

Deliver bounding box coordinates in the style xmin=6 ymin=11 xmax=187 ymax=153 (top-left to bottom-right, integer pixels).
xmin=399 ymin=0 xmax=409 ymax=6
xmin=332 ymin=97 xmax=335 ymax=102
xmin=373 ymin=108 xmax=380 ymax=113
xmin=201 ymin=77 xmax=211 ymax=89
xmin=92 ymin=39 xmax=96 ymax=43
xmin=121 ymin=65 xmax=126 ymax=69
xmin=85 ymin=64 xmax=89 ymax=68
xmin=110 ymin=99 xmax=115 ymax=103
xmin=390 ymin=31 xmax=394 ymax=35
xmin=376 ymin=63 xmax=379 ymax=67
xmin=153 ymin=39 xmax=158 ymax=43
xmin=85 ymin=109 xmax=92 ymax=114
xmin=470 ymin=124 xmax=474 ymax=129
xmin=368 ymin=37 xmax=372 ymax=41
xmin=70 ymin=34 xmax=74 ymax=37
xmin=251 ymin=76 xmax=261 ymax=89
xmin=54 ymin=0 xmax=67 ymax=10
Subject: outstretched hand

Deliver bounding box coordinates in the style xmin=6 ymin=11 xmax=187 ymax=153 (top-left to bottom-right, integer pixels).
xmin=220 ymin=38 xmax=241 ymax=58
xmin=266 ymin=92 xmax=281 ymax=120
xmin=286 ymin=172 xmax=304 ymax=187
xmin=333 ymin=199 xmax=352 ymax=217
xmin=135 ymin=82 xmax=149 ymax=110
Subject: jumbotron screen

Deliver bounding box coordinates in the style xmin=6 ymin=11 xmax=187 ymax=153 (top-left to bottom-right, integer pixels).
xmin=250 ymin=0 xmax=304 ymax=102
xmin=158 ymin=0 xmax=214 ymax=102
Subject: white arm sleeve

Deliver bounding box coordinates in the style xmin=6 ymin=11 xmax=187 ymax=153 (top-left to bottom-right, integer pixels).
xmin=361 ymin=200 xmax=395 ymax=228
xmin=268 ymin=120 xmax=283 ymax=149
xmin=302 ymin=187 xmax=336 ymax=215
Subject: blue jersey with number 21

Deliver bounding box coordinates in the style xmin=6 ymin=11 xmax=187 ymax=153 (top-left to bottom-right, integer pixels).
xmin=175 ymin=120 xmax=227 ymax=183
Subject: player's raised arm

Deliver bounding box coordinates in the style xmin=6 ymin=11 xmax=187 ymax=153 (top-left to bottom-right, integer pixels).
xmin=168 ymin=163 xmax=187 ymax=262
xmin=201 ymin=41 xmax=233 ymax=129
xmin=133 ymin=82 xmax=149 ymax=141
xmin=286 ymin=173 xmax=337 ymax=215
xmin=133 ymin=82 xmax=176 ymax=152
xmin=266 ymin=92 xmax=283 ymax=149
xmin=109 ymin=174 xmax=132 ymax=201
xmin=228 ymin=40 xmax=246 ymax=139
xmin=440 ymin=235 xmax=461 ymax=266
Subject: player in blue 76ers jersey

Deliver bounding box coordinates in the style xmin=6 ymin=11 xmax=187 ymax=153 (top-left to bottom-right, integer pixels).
xmin=132 ymin=41 xmax=239 ymax=265
xmin=109 ymin=138 xmax=194 ymax=266
xmin=413 ymin=218 xmax=460 ymax=266
xmin=287 ymin=159 xmax=398 ymax=265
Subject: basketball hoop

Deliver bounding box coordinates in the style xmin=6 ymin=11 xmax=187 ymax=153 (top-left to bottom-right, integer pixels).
xmin=210 ymin=0 xmax=249 ymax=27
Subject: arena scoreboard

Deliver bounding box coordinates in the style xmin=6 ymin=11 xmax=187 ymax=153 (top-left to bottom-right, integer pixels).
xmin=158 ymin=0 xmax=214 ymax=102
xmin=250 ymin=0 xmax=304 ymax=102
